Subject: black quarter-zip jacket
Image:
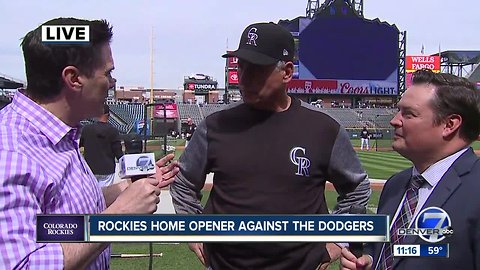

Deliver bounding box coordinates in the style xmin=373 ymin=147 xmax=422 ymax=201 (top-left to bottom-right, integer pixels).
xmin=171 ymin=97 xmax=371 ymax=270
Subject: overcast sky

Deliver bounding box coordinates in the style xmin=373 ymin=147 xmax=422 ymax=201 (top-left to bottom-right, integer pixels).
xmin=0 ymin=0 xmax=478 ymax=88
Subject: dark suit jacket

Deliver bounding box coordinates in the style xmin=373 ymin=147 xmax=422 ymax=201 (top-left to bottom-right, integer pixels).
xmin=367 ymin=148 xmax=480 ymax=270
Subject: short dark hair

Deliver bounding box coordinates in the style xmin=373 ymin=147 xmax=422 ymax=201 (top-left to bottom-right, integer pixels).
xmin=21 ymin=17 xmax=113 ymax=101
xmin=412 ymin=69 xmax=480 ymax=142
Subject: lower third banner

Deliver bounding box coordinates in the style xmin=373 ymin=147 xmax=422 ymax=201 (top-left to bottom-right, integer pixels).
xmin=87 ymin=214 xmax=388 ymax=242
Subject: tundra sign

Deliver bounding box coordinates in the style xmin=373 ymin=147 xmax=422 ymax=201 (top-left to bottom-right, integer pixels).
xmin=186 ymin=83 xmax=217 ymax=93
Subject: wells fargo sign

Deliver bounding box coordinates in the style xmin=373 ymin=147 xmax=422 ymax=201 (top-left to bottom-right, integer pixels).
xmin=406 ymin=56 xmax=441 ymax=72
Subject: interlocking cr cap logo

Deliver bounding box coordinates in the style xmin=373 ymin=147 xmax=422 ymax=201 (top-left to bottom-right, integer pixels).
xmin=289 ymin=147 xmax=311 ymax=177
xmin=246 ymin=27 xmax=258 ymax=46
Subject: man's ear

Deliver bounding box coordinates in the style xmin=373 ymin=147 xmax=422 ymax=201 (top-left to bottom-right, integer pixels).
xmin=282 ymin=61 xmax=294 ymax=83
xmin=442 ymin=114 xmax=462 ymax=138
xmin=62 ymin=66 xmax=82 ymax=92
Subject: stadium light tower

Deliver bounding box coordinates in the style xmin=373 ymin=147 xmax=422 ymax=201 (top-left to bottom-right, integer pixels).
xmin=352 ymin=0 xmax=363 ymax=17
xmin=150 ymin=27 xmax=154 ymax=105
xmin=307 ymin=0 xmax=364 ymax=18
xmin=306 ymin=0 xmax=320 ymax=18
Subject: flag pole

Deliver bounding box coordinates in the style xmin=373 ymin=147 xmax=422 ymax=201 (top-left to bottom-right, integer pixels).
xmin=438 ymin=43 xmax=442 ymax=73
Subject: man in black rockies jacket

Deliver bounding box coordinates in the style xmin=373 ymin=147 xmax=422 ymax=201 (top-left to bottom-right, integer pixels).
xmin=183 ymin=117 xmax=197 ymax=147
xmin=171 ymin=22 xmax=371 ymax=270
xmin=80 ymin=104 xmax=123 ymax=187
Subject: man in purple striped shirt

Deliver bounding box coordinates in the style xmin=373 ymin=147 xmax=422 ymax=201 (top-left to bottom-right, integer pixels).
xmin=0 ymin=18 xmax=179 ymax=269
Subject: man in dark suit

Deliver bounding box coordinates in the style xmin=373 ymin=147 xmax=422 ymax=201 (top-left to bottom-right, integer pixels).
xmin=341 ymin=69 xmax=480 ymax=270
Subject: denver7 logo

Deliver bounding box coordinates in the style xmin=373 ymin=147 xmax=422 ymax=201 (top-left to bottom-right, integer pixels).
xmin=415 ymin=207 xmax=452 ymax=243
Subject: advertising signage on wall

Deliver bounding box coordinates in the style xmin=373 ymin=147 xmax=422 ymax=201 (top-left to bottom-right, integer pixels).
xmin=155 ymin=104 xmax=177 ymax=110
xmin=186 ymin=83 xmax=217 ymax=94
xmin=228 ymin=70 xmax=239 ymax=85
xmin=154 ymin=104 xmax=178 ymax=119
xmin=287 ymin=79 xmax=338 ymax=94
xmin=226 ymin=51 xmax=238 ymax=69
xmin=287 ymin=79 xmax=398 ymax=95
xmin=406 ymin=56 xmax=441 ymax=72
xmin=406 ymin=72 xmax=414 ymax=88
xmin=154 ymin=109 xmax=178 ymax=118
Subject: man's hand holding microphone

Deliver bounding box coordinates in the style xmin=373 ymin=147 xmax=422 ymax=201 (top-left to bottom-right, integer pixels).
xmin=107 ymin=153 xmax=179 ymax=214
xmin=340 ymin=205 xmax=373 ymax=270
xmin=340 ymin=247 xmax=373 ymax=270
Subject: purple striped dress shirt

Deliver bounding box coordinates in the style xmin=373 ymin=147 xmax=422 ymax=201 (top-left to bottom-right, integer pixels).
xmin=0 ymin=91 xmax=110 ymax=269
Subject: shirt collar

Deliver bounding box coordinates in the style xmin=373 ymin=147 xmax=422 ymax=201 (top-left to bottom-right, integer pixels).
xmin=412 ymin=147 xmax=469 ymax=188
xmin=11 ymin=91 xmax=80 ymax=145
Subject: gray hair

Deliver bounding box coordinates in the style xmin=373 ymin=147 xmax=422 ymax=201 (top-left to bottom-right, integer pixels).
xmin=276 ymin=60 xmax=286 ymax=70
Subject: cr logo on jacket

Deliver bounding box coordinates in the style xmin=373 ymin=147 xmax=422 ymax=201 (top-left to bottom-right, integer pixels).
xmin=290 ymin=147 xmax=311 ymax=177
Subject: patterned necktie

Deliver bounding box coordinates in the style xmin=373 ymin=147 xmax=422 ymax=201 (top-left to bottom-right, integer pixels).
xmin=378 ymin=174 xmax=426 ymax=270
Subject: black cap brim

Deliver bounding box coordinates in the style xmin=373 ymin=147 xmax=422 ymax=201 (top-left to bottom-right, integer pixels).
xmin=222 ymin=49 xmax=278 ymax=65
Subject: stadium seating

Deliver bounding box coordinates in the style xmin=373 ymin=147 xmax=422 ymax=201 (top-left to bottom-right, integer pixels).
xmin=357 ymin=108 xmax=395 ymax=128
xmin=107 ymin=102 xmax=144 ymax=134
xmin=0 ymin=95 xmax=11 ymax=110
xmin=109 ymin=103 xmax=144 ymax=126
xmin=177 ymin=104 xmax=202 ymax=125
xmin=93 ymin=101 xmax=395 ymax=136
xmin=200 ymin=104 xmax=226 ymax=118
xmin=322 ymin=108 xmax=367 ymax=128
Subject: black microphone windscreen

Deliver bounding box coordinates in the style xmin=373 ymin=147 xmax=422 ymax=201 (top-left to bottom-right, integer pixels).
xmin=349 ymin=205 xmax=366 ymax=215
xmin=348 ymin=204 xmax=366 ymax=258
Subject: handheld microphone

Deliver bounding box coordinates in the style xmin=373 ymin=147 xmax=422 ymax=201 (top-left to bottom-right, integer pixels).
xmin=348 ymin=205 xmax=366 ymax=258
xmin=118 ymin=153 xmax=156 ymax=182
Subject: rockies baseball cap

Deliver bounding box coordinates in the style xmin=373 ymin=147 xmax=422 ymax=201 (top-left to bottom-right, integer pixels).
xmin=222 ymin=22 xmax=294 ymax=65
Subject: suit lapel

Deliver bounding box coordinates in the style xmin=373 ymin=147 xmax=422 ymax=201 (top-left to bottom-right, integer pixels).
xmin=420 ymin=170 xmax=461 ymax=211
xmin=392 ymin=149 xmax=477 ymax=268
xmin=379 ymin=173 xmax=411 ymax=222
xmin=401 ymin=169 xmax=461 ymax=246
xmin=408 ymin=149 xmax=477 ymax=245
